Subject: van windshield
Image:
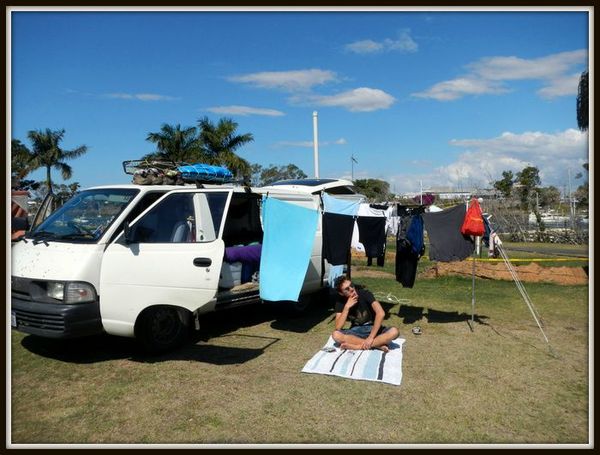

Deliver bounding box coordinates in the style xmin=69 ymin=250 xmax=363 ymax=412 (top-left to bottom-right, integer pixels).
xmin=27 ymin=189 xmax=139 ymax=243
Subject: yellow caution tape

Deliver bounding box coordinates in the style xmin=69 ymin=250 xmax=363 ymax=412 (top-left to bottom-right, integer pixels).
xmin=467 ymin=257 xmax=588 ymax=262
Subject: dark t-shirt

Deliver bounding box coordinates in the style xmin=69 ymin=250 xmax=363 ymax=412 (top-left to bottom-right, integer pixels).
xmin=334 ymin=288 xmax=376 ymax=327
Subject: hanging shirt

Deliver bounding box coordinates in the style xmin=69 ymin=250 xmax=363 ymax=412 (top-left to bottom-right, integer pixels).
xmin=422 ymin=204 xmax=475 ymax=262
xmin=259 ymin=197 xmax=319 ymax=302
xmin=322 ymin=212 xmax=355 ymax=266
xmin=357 ymin=216 xmax=387 ymax=258
xmin=352 ymin=203 xmax=387 ymax=252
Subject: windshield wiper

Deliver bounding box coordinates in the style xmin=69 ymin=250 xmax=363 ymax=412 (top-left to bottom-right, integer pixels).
xmin=30 ymin=230 xmax=57 ymax=239
xmin=29 ymin=230 xmax=57 ymax=245
xmin=59 ymin=233 xmax=96 ymax=240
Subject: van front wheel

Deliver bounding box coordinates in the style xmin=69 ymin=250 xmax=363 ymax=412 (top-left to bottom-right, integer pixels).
xmin=136 ymin=306 xmax=190 ymax=354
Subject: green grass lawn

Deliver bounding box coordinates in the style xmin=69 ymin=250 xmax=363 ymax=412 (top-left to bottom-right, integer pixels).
xmin=10 ymin=274 xmax=589 ymax=445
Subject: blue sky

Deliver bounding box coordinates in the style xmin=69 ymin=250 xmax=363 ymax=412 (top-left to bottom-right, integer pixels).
xmin=10 ymin=8 xmax=590 ymax=194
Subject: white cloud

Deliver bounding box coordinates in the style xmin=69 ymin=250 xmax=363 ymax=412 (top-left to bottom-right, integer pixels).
xmin=537 ymin=73 xmax=582 ymax=99
xmin=306 ymin=87 xmax=396 ymax=112
xmin=442 ymin=128 xmax=588 ymax=187
xmin=205 ymin=105 xmax=284 ymax=116
xmin=449 ymin=128 xmax=587 ymax=158
xmin=386 ymin=128 xmax=588 ymax=193
xmin=345 ymin=30 xmax=418 ymax=54
xmin=412 ymin=77 xmax=509 ymax=101
xmin=228 ymin=69 xmax=338 ymax=92
xmin=413 ymin=49 xmax=587 ymax=101
xmin=467 ymin=50 xmax=587 ymax=81
xmin=345 ymin=40 xmax=384 ymax=54
xmin=274 ymin=137 xmax=348 ymax=148
xmin=106 ymin=92 xmax=177 ymax=101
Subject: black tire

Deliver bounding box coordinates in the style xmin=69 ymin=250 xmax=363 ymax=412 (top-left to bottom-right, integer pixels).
xmin=136 ymin=306 xmax=190 ymax=354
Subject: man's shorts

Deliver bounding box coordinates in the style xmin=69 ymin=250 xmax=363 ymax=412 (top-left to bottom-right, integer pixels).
xmin=339 ymin=324 xmax=390 ymax=339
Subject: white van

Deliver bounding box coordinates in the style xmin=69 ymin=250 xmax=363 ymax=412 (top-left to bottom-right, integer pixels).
xmin=11 ymin=178 xmax=360 ymax=353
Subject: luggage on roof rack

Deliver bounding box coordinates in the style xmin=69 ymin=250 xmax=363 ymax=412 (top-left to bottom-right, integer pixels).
xmin=177 ymin=163 xmax=234 ymax=183
xmin=123 ymin=160 xmax=183 ymax=185
xmin=122 ymin=160 xmax=234 ymax=185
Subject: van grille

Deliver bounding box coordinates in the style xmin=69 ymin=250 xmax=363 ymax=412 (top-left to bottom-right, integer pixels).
xmin=13 ymin=308 xmax=65 ymax=332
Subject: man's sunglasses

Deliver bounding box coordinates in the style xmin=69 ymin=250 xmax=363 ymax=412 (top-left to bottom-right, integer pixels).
xmin=341 ymin=283 xmax=355 ymax=294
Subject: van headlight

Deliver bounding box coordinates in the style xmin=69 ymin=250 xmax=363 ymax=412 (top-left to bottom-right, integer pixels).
xmin=46 ymin=281 xmax=97 ymax=304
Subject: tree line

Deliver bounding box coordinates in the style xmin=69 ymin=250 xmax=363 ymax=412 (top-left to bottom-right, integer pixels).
xmin=11 ymin=116 xmax=308 ymax=197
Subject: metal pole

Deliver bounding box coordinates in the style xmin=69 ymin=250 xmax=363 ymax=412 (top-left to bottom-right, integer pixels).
xmin=313 ymin=111 xmax=320 ymax=178
xmin=351 ymin=154 xmax=354 ymax=181
xmin=471 ymin=236 xmax=480 ymax=331
xmin=471 ymin=250 xmax=476 ymax=331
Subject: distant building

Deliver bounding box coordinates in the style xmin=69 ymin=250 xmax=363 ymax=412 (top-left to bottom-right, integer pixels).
xmin=401 ymin=187 xmax=499 ymax=201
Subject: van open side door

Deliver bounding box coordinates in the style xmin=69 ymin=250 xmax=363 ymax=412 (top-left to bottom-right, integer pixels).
xmin=99 ymin=189 xmax=233 ymax=338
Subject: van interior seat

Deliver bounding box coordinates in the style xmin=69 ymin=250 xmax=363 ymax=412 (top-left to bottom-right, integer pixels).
xmin=170 ymin=221 xmax=190 ymax=242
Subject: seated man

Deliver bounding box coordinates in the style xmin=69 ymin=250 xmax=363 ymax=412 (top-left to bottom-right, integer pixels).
xmin=332 ymin=275 xmax=399 ymax=352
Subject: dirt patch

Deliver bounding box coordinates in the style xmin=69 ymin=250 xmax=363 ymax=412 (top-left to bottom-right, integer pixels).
xmin=351 ymin=269 xmax=395 ymax=279
xmin=419 ymin=260 xmax=588 ymax=285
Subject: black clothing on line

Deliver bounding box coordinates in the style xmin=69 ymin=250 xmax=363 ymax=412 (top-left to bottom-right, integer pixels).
xmin=422 ymin=204 xmax=475 ymax=262
xmin=396 ymin=238 xmax=418 ymax=288
xmin=357 ymin=216 xmax=387 ymax=259
xmin=395 ymin=214 xmax=422 ymax=288
xmin=367 ymin=250 xmax=385 ymax=267
xmin=322 ymin=212 xmax=355 ymax=266
xmin=396 ymin=204 xmax=425 ymax=217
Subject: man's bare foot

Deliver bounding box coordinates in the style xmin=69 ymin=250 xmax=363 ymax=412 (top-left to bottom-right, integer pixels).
xmin=340 ymin=342 xmax=362 ymax=350
xmin=375 ymin=345 xmax=390 ymax=353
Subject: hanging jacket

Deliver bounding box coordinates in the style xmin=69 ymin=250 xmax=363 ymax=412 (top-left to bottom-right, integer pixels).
xmin=406 ymin=214 xmax=425 ymax=257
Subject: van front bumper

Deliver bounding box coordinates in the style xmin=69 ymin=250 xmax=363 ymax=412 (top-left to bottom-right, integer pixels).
xmin=11 ymin=297 xmax=104 ymax=339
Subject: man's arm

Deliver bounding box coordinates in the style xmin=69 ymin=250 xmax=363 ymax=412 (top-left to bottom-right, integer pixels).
xmin=334 ymin=294 xmax=358 ymax=330
xmin=362 ymin=300 xmax=386 ymax=349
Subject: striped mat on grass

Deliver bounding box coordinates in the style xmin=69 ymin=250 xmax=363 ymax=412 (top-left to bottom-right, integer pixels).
xmin=301 ymin=337 xmax=405 ymax=386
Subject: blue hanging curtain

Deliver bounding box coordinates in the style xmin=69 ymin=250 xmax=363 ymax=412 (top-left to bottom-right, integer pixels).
xmin=259 ymin=196 xmax=319 ymax=302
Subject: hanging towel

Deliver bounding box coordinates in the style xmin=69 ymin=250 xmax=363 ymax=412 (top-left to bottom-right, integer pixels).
xmin=322 ymin=212 xmax=355 ymax=266
xmin=357 ymin=216 xmax=387 ymax=259
xmin=322 ymin=193 xmax=361 ymax=216
xmin=259 ymin=197 xmax=319 ymax=302
xmin=422 ymin=204 xmax=474 ymax=262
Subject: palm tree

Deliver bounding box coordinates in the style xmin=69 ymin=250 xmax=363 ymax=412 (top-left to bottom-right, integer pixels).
xmin=26 ymin=129 xmax=88 ymax=194
xmin=11 ymin=139 xmax=33 ymax=186
xmin=144 ymin=123 xmax=204 ymax=163
xmin=197 ymin=117 xmax=254 ymax=178
xmin=576 ymin=70 xmax=588 ymax=131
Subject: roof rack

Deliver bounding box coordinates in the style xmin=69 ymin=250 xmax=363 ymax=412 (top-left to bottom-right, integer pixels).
xmin=122 ymin=160 xmax=178 ymax=175
xmin=122 ymin=160 xmax=235 ymax=185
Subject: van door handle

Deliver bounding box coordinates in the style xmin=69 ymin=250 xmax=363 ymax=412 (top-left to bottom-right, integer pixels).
xmin=193 ymin=257 xmax=212 ymax=267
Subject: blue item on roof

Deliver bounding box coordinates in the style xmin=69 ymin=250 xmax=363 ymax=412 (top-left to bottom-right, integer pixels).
xmin=177 ymin=163 xmax=234 ymax=182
